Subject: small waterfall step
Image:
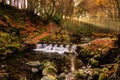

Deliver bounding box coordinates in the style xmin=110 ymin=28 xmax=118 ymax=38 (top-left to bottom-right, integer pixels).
xmin=33 ymin=43 xmax=77 ymax=54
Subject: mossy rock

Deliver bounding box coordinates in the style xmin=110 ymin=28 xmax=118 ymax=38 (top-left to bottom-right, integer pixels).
xmin=94 ymin=54 xmax=101 ymax=59
xmin=42 ymin=66 xmax=57 ymax=76
xmin=98 ymin=73 xmax=107 ymax=80
xmin=41 ymin=75 xmax=57 ymax=80
xmin=102 ymin=67 xmax=109 ymax=72
xmin=5 ymin=44 xmax=20 ymax=50
xmin=80 ymin=49 xmax=91 ymax=57
xmin=76 ymin=69 xmax=86 ymax=78
xmin=90 ymin=59 xmax=99 ymax=67
xmin=107 ymin=65 xmax=112 ymax=69
xmin=57 ymin=73 xmax=66 ymax=80
xmin=0 ymin=43 xmax=21 ymax=55
xmin=5 ymin=44 xmax=21 ymax=51
xmin=90 ymin=51 xmax=95 ymax=56
xmin=93 ymin=68 xmax=102 ymax=75
xmin=40 ymin=60 xmax=56 ymax=69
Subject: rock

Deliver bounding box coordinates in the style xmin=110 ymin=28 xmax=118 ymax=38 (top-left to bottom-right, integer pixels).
xmin=19 ymin=74 xmax=27 ymax=80
xmin=1 ymin=65 xmax=7 ymax=68
xmin=102 ymin=67 xmax=108 ymax=72
xmin=94 ymin=68 xmax=101 ymax=75
xmin=26 ymin=61 xmax=40 ymax=66
xmin=31 ymin=68 xmax=39 ymax=73
xmin=76 ymin=69 xmax=86 ymax=78
xmin=41 ymin=75 xmax=57 ymax=80
xmin=57 ymin=73 xmax=66 ymax=80
xmin=1 ymin=65 xmax=5 ymax=68
xmin=42 ymin=66 xmax=57 ymax=76
xmin=98 ymin=73 xmax=106 ymax=80
xmin=90 ymin=59 xmax=99 ymax=67
xmin=66 ymin=72 xmax=75 ymax=80
xmin=41 ymin=60 xmax=54 ymax=67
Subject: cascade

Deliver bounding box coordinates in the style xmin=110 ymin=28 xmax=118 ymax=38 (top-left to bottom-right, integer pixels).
xmin=33 ymin=43 xmax=77 ymax=54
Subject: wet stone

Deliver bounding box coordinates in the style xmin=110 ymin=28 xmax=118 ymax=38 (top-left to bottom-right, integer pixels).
xmin=26 ymin=61 xmax=40 ymax=67
xmin=31 ymin=68 xmax=39 ymax=73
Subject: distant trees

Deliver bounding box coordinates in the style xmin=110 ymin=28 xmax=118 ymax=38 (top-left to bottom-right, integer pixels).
xmin=1 ymin=0 xmax=119 ymax=20
xmin=0 ymin=0 xmax=75 ymax=20
xmin=114 ymin=0 xmax=120 ymax=19
xmin=98 ymin=0 xmax=120 ymax=20
xmin=2 ymin=0 xmax=6 ymax=3
xmin=60 ymin=0 xmax=74 ymax=18
xmin=33 ymin=0 xmax=56 ymax=18
xmin=75 ymin=0 xmax=120 ymax=20
xmin=31 ymin=0 xmax=74 ymax=19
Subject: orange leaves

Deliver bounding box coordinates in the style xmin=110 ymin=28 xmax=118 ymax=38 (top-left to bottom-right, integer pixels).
xmin=96 ymin=0 xmax=106 ymax=5
xmin=95 ymin=0 xmax=116 ymax=9
xmin=81 ymin=38 xmax=114 ymax=54
xmin=0 ymin=20 xmax=7 ymax=26
xmin=11 ymin=22 xmax=18 ymax=27
xmin=91 ymin=38 xmax=114 ymax=48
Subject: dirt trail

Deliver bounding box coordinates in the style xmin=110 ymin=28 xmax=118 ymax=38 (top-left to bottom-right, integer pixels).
xmin=32 ymin=23 xmax=53 ymax=44
xmin=32 ymin=32 xmax=50 ymax=43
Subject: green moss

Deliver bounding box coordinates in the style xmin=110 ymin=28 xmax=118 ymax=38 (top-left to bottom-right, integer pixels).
xmin=98 ymin=73 xmax=107 ymax=80
xmin=40 ymin=35 xmax=53 ymax=42
xmin=57 ymin=73 xmax=66 ymax=80
xmin=94 ymin=68 xmax=101 ymax=75
xmin=102 ymin=67 xmax=109 ymax=72
xmin=41 ymin=75 xmax=57 ymax=80
xmin=76 ymin=69 xmax=86 ymax=78
xmin=42 ymin=66 xmax=57 ymax=76
xmin=90 ymin=59 xmax=99 ymax=67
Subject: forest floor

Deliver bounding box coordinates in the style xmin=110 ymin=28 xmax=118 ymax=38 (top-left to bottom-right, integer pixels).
xmin=0 ymin=2 xmax=58 ymax=54
xmin=25 ymin=23 xmax=54 ymax=44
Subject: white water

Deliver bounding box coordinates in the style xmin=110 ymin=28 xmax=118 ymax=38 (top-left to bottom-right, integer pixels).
xmin=33 ymin=44 xmax=77 ymax=54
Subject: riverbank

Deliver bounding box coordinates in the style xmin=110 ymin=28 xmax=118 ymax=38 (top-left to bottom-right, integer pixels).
xmin=0 ymin=37 xmax=119 ymax=80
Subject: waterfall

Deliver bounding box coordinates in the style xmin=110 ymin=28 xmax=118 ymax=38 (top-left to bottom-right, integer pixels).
xmin=34 ymin=43 xmax=77 ymax=54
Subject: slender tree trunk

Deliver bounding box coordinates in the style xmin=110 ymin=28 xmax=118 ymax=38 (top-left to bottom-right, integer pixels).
xmin=14 ymin=0 xmax=15 ymax=6
xmin=27 ymin=0 xmax=35 ymax=14
xmin=23 ymin=0 xmax=26 ymax=9
xmin=21 ymin=0 xmax=23 ymax=9
xmin=17 ymin=0 xmax=19 ymax=8
xmin=9 ymin=0 xmax=12 ymax=5
xmin=2 ymin=0 xmax=6 ymax=3
xmin=114 ymin=0 xmax=120 ymax=19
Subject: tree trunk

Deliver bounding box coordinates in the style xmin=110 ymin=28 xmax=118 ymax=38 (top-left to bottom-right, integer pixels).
xmin=13 ymin=0 xmax=15 ymax=6
xmin=9 ymin=0 xmax=12 ymax=5
xmin=2 ymin=0 xmax=6 ymax=3
xmin=23 ymin=0 xmax=26 ymax=9
xmin=17 ymin=0 xmax=19 ymax=8
xmin=114 ymin=0 xmax=120 ymax=19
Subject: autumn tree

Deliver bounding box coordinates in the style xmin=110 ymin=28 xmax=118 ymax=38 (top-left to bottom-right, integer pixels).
xmin=114 ymin=0 xmax=120 ymax=19
xmin=36 ymin=0 xmax=56 ymax=18
xmin=96 ymin=0 xmax=120 ymax=20
xmin=55 ymin=0 xmax=74 ymax=19
xmin=1 ymin=0 xmax=75 ymax=20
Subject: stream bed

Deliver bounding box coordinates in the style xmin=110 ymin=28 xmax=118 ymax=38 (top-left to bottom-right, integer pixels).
xmin=0 ymin=37 xmax=119 ymax=80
